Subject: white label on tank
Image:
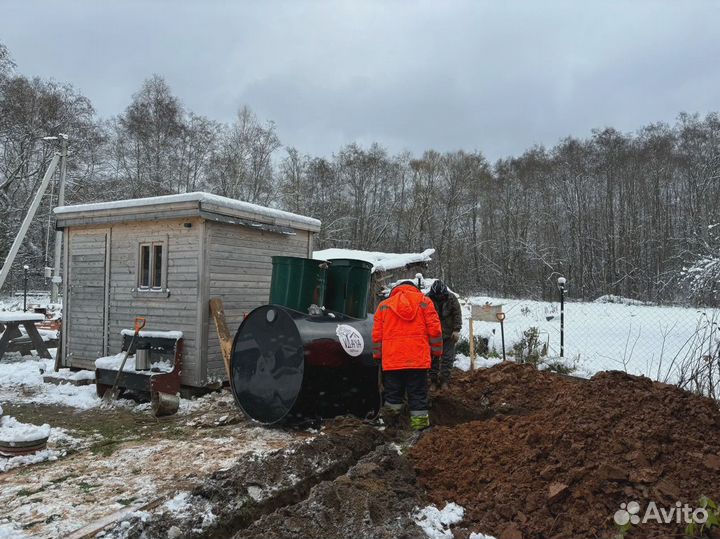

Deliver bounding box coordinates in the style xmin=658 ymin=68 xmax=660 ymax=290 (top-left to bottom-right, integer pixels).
xmin=336 ymin=324 xmax=364 ymax=357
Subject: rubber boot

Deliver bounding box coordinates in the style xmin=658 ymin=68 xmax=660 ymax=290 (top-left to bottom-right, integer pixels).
xmin=381 ymin=403 xmax=405 ymax=429
xmin=410 ymin=413 xmax=430 ymax=431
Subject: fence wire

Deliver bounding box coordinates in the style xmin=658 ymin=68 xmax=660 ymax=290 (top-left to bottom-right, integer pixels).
xmin=464 ymin=294 xmax=720 ymax=397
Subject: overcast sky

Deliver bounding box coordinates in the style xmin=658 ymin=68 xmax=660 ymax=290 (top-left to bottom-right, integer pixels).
xmin=2 ymin=0 xmax=718 ymax=160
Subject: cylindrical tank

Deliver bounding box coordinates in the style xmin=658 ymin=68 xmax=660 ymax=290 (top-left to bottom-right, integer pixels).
xmin=230 ymin=304 xmax=381 ymax=424
xmin=324 ymin=258 xmax=373 ymax=319
xmin=269 ymin=256 xmax=328 ymax=313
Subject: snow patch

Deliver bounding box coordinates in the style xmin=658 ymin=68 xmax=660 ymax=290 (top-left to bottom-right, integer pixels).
xmin=95 ymin=353 xmax=173 ymax=373
xmin=594 ymin=294 xmax=653 ymax=306
xmin=454 ymin=353 xmax=503 ymax=372
xmin=0 ymin=312 xmax=44 ymax=322
xmin=414 ymin=502 xmax=465 ymax=539
xmin=162 ymin=491 xmax=216 ymax=531
xmin=95 ymin=352 xmax=135 ymax=371
xmin=163 ymin=491 xmax=192 ymax=513
xmin=120 ymin=329 xmax=183 ymax=340
xmin=0 ymin=416 xmax=50 ymax=443
xmin=0 ymin=449 xmax=59 ymax=473
xmin=464 ymin=295 xmax=716 ymax=382
xmin=43 ymin=368 xmax=95 ymax=382
xmin=0 ymin=522 xmax=29 ymax=539
xmin=0 ymin=356 xmax=98 ymax=409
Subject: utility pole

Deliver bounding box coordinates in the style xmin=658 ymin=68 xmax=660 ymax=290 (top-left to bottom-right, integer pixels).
xmin=0 ymin=152 xmax=61 ymax=292
xmin=51 ymin=134 xmax=68 ymax=303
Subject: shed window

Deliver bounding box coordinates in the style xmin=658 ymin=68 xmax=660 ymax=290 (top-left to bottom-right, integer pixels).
xmin=138 ymin=241 xmax=165 ymax=290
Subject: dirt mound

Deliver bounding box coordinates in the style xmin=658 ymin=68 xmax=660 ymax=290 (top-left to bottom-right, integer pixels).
xmin=430 ymin=362 xmax=582 ymax=425
xmin=413 ymin=362 xmax=720 ymax=538
xmin=234 ymin=444 xmax=425 ymax=539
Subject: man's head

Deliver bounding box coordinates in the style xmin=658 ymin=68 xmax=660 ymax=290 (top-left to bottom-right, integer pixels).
xmin=428 ymin=279 xmax=449 ymax=299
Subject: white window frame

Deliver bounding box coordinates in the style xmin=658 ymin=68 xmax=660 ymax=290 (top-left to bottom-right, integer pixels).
xmin=136 ymin=239 xmax=168 ymax=292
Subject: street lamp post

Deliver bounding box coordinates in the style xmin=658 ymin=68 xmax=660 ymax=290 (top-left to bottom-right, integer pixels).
xmin=23 ymin=265 xmax=29 ymax=312
xmin=557 ymin=277 xmax=566 ymax=358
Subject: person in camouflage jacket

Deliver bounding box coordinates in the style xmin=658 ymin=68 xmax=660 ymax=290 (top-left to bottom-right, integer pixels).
xmin=426 ymin=279 xmax=462 ymax=389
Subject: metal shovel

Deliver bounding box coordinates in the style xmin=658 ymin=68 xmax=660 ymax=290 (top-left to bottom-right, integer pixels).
xmin=101 ymin=317 xmax=145 ymax=404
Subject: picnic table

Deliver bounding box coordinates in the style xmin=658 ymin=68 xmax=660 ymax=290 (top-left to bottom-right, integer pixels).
xmin=0 ymin=312 xmax=53 ymax=359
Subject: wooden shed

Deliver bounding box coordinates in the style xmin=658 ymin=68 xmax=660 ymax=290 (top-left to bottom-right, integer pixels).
xmin=54 ymin=192 xmax=320 ymax=389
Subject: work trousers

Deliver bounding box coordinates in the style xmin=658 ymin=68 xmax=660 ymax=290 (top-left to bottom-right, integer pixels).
xmin=430 ymin=338 xmax=455 ymax=384
xmin=383 ymin=368 xmax=429 ymax=415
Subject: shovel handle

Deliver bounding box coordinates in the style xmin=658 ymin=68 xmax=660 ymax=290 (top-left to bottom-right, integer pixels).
xmin=134 ymin=317 xmax=146 ymax=333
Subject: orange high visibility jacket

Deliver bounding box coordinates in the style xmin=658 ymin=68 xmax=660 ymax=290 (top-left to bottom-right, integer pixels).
xmin=372 ymin=284 xmax=443 ymax=371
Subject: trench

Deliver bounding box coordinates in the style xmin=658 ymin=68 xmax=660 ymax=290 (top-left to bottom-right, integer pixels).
xmin=116 ymin=366 xmax=555 ymax=539
xmin=117 ymin=419 xmax=394 ymax=539
xmin=198 ymin=404 xmax=493 ymax=539
xmin=202 ymin=421 xmax=387 ymax=539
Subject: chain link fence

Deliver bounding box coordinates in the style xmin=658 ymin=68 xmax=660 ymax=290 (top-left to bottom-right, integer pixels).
xmin=463 ymin=293 xmax=720 ymax=398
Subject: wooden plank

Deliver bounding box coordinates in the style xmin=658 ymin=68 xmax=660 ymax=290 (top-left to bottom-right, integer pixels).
xmin=209 ymin=298 xmax=232 ymax=380
xmin=64 ymin=498 xmax=164 ymax=539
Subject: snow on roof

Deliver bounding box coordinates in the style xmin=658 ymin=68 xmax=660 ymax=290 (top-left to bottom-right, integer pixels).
xmin=54 ymin=192 xmax=321 ymax=231
xmin=313 ymin=248 xmax=435 ymax=273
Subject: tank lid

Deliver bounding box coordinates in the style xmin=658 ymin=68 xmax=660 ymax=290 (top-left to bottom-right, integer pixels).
xmin=325 ymin=258 xmax=373 ymax=270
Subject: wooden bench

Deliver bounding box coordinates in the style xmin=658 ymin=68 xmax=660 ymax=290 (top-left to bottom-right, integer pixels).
xmin=0 ymin=313 xmax=53 ymax=359
xmin=95 ymin=332 xmax=184 ymax=411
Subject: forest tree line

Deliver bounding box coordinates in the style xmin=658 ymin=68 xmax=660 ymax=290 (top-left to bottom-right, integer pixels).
xmin=1 ymin=43 xmax=719 ymax=304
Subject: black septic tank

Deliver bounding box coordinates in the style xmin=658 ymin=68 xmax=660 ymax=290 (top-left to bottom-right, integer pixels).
xmin=230 ymin=304 xmax=381 ymax=424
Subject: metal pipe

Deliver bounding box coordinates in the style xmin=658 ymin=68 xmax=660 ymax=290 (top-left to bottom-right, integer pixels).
xmin=500 ymin=318 xmax=506 ymax=361
xmin=23 ymin=265 xmax=29 ymax=312
xmin=558 ymin=276 xmax=566 ymax=358
xmin=51 ymin=135 xmax=68 ymax=303
xmin=0 ymin=153 xmax=61 ymax=293
xmin=560 ymin=288 xmax=564 ymax=357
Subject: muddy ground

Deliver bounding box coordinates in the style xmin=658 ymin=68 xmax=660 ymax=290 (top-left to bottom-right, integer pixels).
xmin=4 ymin=362 xmax=720 ymax=539
xmin=0 ymin=392 xmax=300 ymax=538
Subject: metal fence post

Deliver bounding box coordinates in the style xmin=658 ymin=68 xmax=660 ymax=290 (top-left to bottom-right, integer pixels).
xmin=558 ymin=277 xmax=566 ymax=358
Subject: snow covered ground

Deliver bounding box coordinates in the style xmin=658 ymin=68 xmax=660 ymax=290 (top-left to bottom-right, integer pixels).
xmin=462 ymin=295 xmax=718 ymax=382
xmin=0 ymin=414 xmax=297 ymax=538
xmin=0 ymin=355 xmax=101 ymax=410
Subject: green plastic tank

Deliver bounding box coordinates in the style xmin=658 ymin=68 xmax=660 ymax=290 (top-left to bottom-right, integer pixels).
xmin=324 ymin=258 xmax=373 ymax=319
xmin=269 ymin=256 xmax=328 ymax=313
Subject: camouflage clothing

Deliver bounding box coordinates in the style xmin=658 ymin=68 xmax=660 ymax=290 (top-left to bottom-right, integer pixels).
xmin=427 ymin=281 xmax=462 ymax=385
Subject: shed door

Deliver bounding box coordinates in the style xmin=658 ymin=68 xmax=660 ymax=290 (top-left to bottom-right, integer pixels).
xmin=66 ymin=231 xmax=109 ymax=369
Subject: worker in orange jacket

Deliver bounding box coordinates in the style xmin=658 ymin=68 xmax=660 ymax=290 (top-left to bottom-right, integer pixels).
xmin=372 ymin=281 xmax=443 ymax=430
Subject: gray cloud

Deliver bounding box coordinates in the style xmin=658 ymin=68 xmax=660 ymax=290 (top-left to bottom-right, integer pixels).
xmin=2 ymin=0 xmax=718 ymax=160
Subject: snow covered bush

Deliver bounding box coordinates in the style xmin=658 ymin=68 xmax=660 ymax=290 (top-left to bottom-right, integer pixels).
xmin=681 ymin=223 xmax=720 ymax=306
xmin=682 ymin=253 xmax=720 ymax=306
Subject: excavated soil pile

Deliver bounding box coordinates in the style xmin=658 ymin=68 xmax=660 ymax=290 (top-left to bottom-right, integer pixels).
xmin=429 ymin=362 xmax=581 ymax=425
xmin=413 ymin=362 xmax=720 ymax=539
